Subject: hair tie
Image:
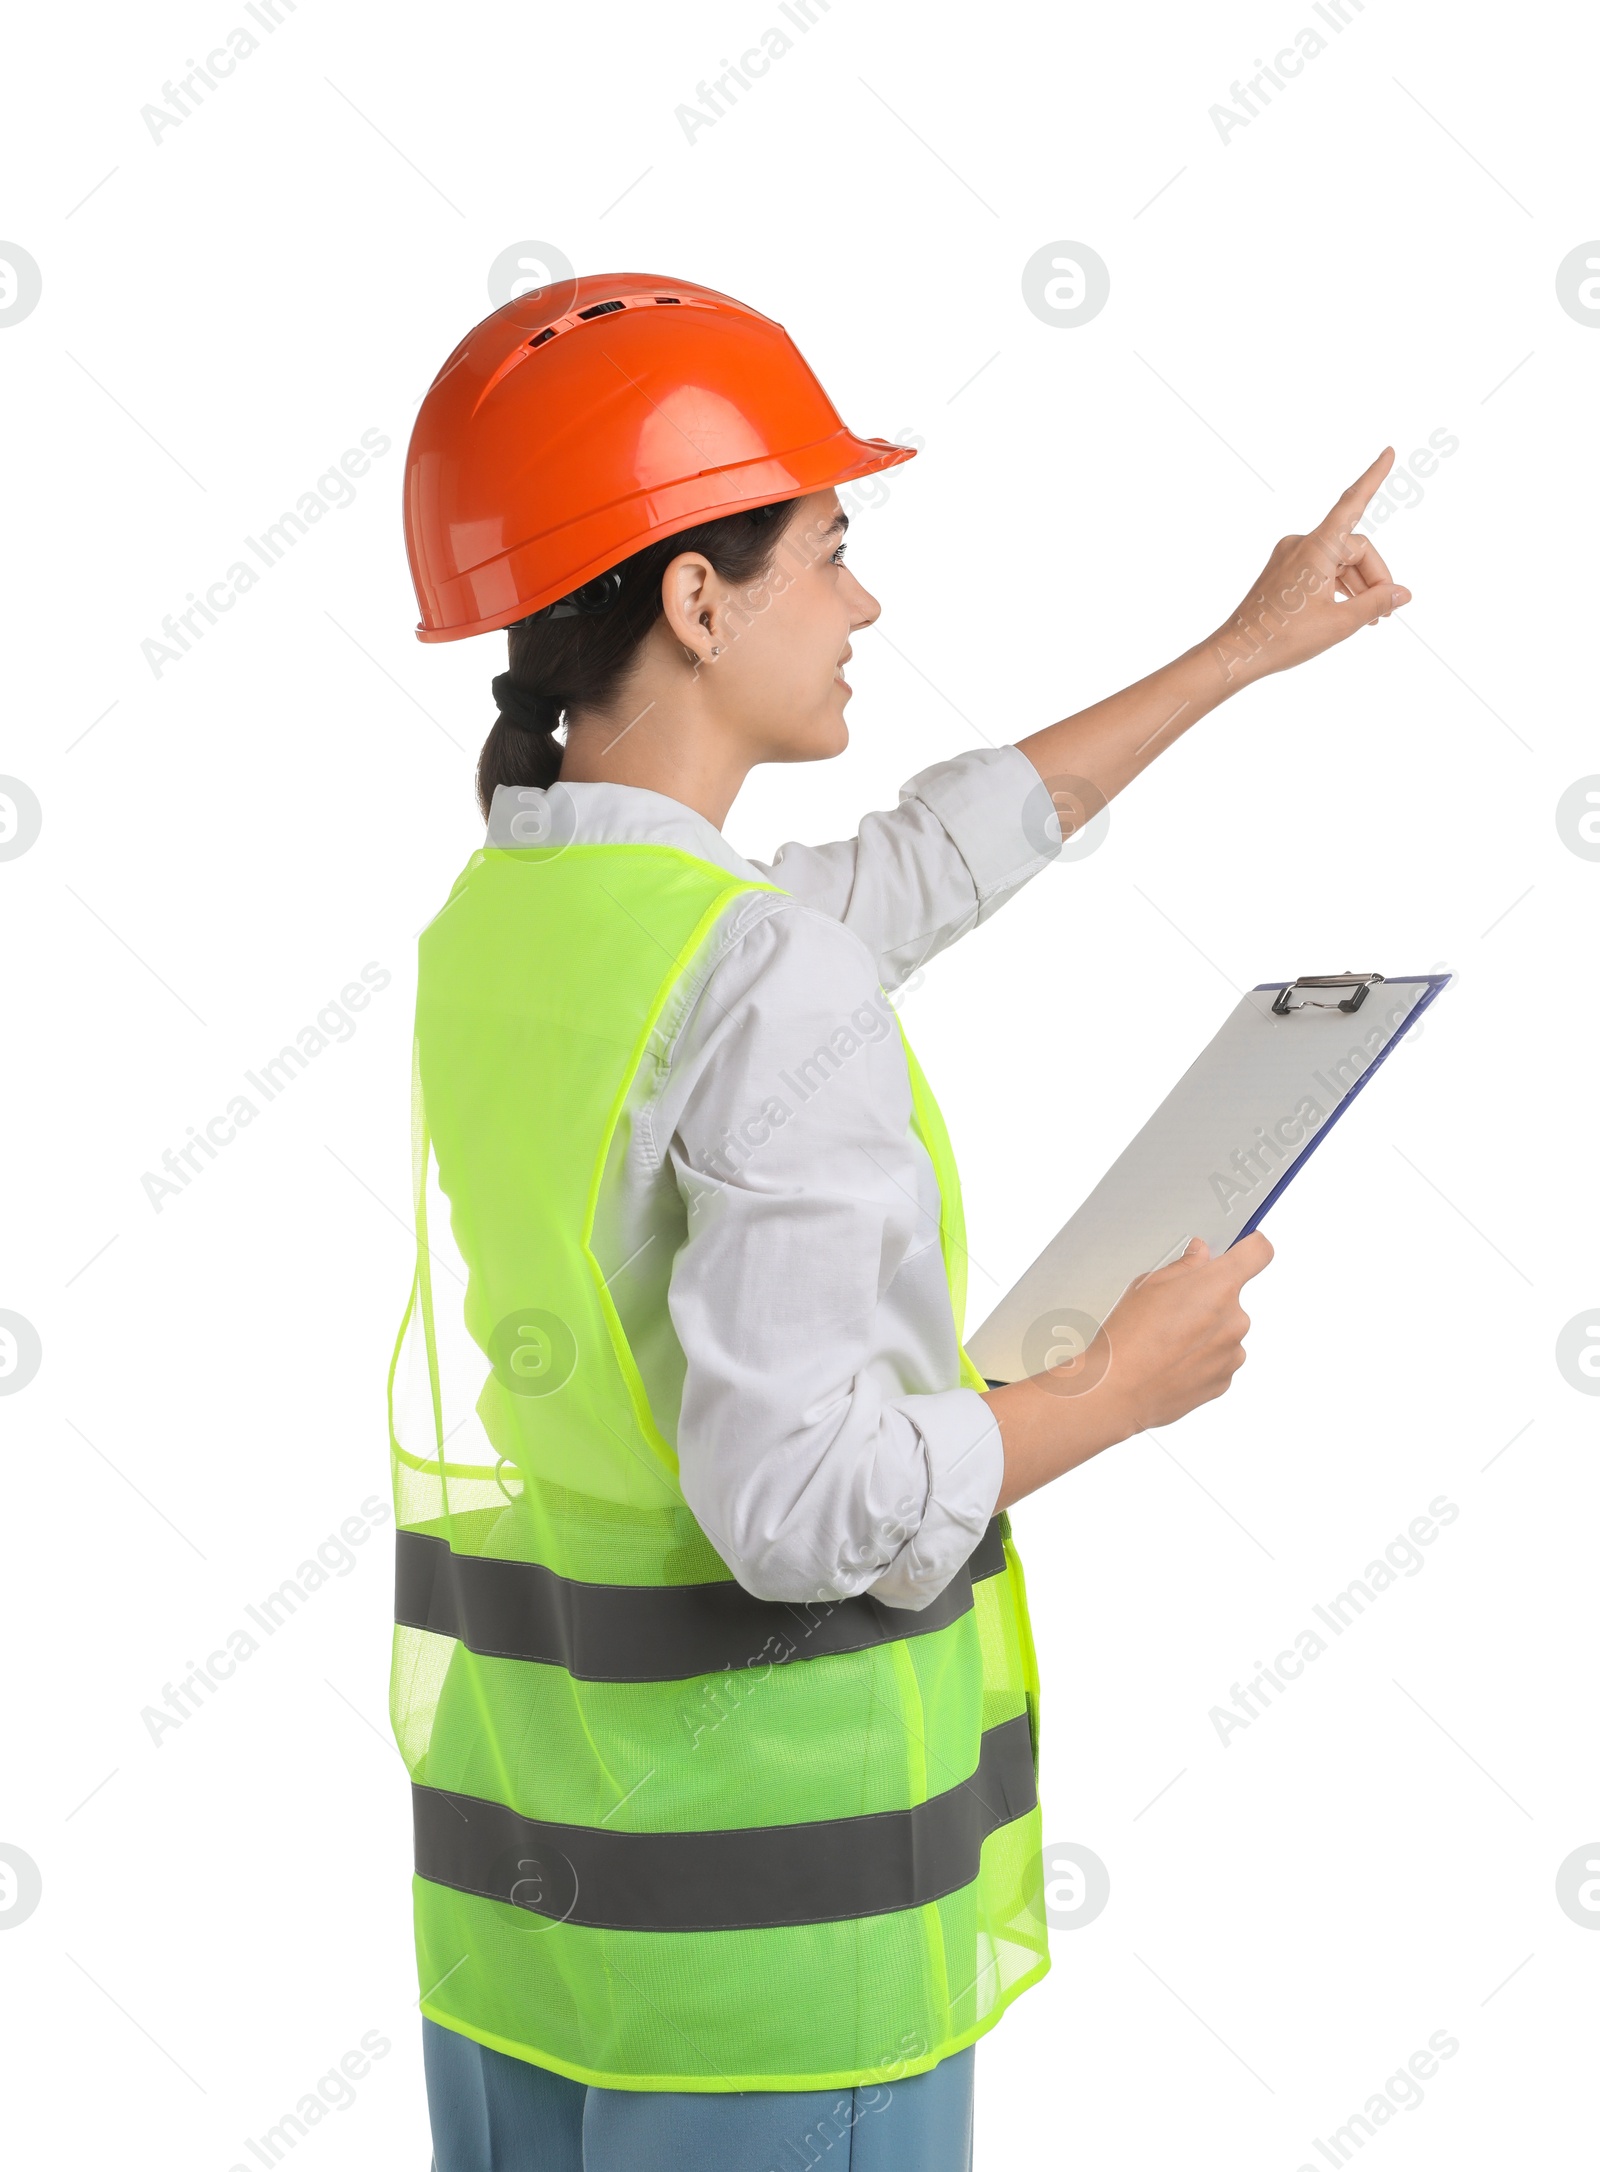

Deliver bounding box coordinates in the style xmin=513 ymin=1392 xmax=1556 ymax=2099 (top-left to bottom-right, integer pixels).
xmin=491 ymin=672 xmax=561 ymax=733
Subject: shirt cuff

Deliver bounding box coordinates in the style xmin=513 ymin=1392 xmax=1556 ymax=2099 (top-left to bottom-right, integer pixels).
xmin=867 ymin=1387 xmax=1006 ymax=1611
xmin=900 ymin=743 xmax=1061 ymax=918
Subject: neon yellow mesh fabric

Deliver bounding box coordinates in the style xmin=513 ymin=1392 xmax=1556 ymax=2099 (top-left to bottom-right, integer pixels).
xmin=388 ymin=838 xmax=1047 ymax=2089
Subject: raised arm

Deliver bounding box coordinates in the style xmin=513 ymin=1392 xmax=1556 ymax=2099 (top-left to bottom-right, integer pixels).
xmin=749 ymin=743 xmax=1059 ymax=990
xmin=1012 ymin=449 xmax=1412 ymax=819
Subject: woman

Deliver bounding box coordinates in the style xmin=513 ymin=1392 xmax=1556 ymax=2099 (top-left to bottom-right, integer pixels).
xmin=391 ymin=272 xmax=1409 ymax=2171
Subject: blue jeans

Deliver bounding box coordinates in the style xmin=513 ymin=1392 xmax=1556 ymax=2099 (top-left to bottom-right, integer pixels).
xmin=423 ymin=2018 xmax=976 ymax=2172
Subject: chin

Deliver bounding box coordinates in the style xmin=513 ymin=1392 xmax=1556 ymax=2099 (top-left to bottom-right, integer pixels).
xmin=768 ymin=703 xmax=850 ymax=763
xmin=817 ymin=703 xmax=851 ymax=757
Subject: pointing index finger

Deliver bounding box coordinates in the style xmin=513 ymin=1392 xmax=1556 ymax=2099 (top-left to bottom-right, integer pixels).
xmin=1314 ymin=447 xmax=1396 ymax=544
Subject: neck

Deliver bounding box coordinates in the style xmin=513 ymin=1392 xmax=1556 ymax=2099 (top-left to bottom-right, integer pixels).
xmin=558 ymin=689 xmax=751 ymax=832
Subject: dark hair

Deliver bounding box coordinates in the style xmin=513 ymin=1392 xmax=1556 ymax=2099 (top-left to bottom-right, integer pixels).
xmin=476 ymin=498 xmax=801 ymax=817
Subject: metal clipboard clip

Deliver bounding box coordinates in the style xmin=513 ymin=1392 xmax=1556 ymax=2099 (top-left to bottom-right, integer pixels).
xmin=1270 ymin=971 xmax=1385 ymax=1017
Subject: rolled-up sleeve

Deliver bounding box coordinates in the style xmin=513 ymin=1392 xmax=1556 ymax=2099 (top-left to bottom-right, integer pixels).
xmin=748 ymin=742 xmax=1060 ymax=990
xmin=661 ymin=904 xmax=1004 ymax=1610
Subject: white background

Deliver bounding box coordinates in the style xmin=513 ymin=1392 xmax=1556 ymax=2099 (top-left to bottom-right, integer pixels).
xmin=3 ymin=1 xmax=1596 ymax=2165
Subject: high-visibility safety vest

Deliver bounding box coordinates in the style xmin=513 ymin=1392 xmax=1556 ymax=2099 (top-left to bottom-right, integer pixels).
xmin=387 ymin=824 xmax=1049 ymax=2092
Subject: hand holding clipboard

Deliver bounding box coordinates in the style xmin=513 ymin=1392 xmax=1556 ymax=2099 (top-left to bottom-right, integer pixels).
xmin=969 ymin=971 xmax=1452 ymax=1389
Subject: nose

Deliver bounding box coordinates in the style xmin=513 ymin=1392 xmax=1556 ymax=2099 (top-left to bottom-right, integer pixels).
xmin=844 ymin=567 xmax=881 ymax=631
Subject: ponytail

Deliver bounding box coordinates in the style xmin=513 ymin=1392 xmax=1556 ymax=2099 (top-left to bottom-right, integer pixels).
xmin=478 ymin=672 xmax=565 ymax=796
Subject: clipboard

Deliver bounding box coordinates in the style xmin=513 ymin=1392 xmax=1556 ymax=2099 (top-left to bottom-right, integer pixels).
xmin=965 ymin=971 xmax=1453 ymax=1386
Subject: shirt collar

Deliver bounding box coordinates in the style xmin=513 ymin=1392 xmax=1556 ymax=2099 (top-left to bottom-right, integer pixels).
xmin=484 ymin=779 xmax=769 ymax=884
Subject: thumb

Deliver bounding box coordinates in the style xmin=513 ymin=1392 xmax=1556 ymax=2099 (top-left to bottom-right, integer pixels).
xmin=1130 ymin=1234 xmax=1210 ymax=1295
xmin=1356 ymin=581 xmax=1411 ymax=629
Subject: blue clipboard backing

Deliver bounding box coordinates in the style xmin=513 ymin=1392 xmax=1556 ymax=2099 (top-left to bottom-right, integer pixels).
xmin=1229 ymin=972 xmax=1453 ymax=1247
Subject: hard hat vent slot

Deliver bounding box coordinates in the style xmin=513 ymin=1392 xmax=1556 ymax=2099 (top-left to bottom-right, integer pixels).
xmin=480 ymin=288 xmax=739 ymax=418
xmin=520 ymin=294 xmax=691 ymax=362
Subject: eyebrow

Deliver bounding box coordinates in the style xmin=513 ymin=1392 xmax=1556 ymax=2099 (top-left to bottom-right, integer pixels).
xmin=822 ymin=510 xmax=850 ymax=536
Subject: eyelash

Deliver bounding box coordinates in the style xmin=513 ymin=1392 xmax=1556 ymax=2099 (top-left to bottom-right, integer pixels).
xmin=831 ymin=541 xmax=848 ymax=564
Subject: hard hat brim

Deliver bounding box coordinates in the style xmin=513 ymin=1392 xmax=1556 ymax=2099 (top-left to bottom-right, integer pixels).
xmin=413 ymin=431 xmax=916 ymax=644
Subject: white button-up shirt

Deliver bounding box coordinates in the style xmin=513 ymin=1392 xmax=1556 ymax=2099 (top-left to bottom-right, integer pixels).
xmin=488 ymin=743 xmax=1059 ymax=1610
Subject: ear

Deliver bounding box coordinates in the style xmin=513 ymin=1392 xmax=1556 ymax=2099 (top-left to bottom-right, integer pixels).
xmin=659 ymin=550 xmax=718 ymax=660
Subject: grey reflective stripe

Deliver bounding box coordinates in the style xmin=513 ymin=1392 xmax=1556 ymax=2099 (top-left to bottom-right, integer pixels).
xmin=395 ymin=1517 xmax=1008 ymax=1684
xmin=412 ymin=1711 xmax=1036 ymax=1932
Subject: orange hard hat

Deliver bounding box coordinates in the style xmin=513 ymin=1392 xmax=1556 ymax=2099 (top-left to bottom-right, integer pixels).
xmin=403 ymin=272 xmax=916 ymax=643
